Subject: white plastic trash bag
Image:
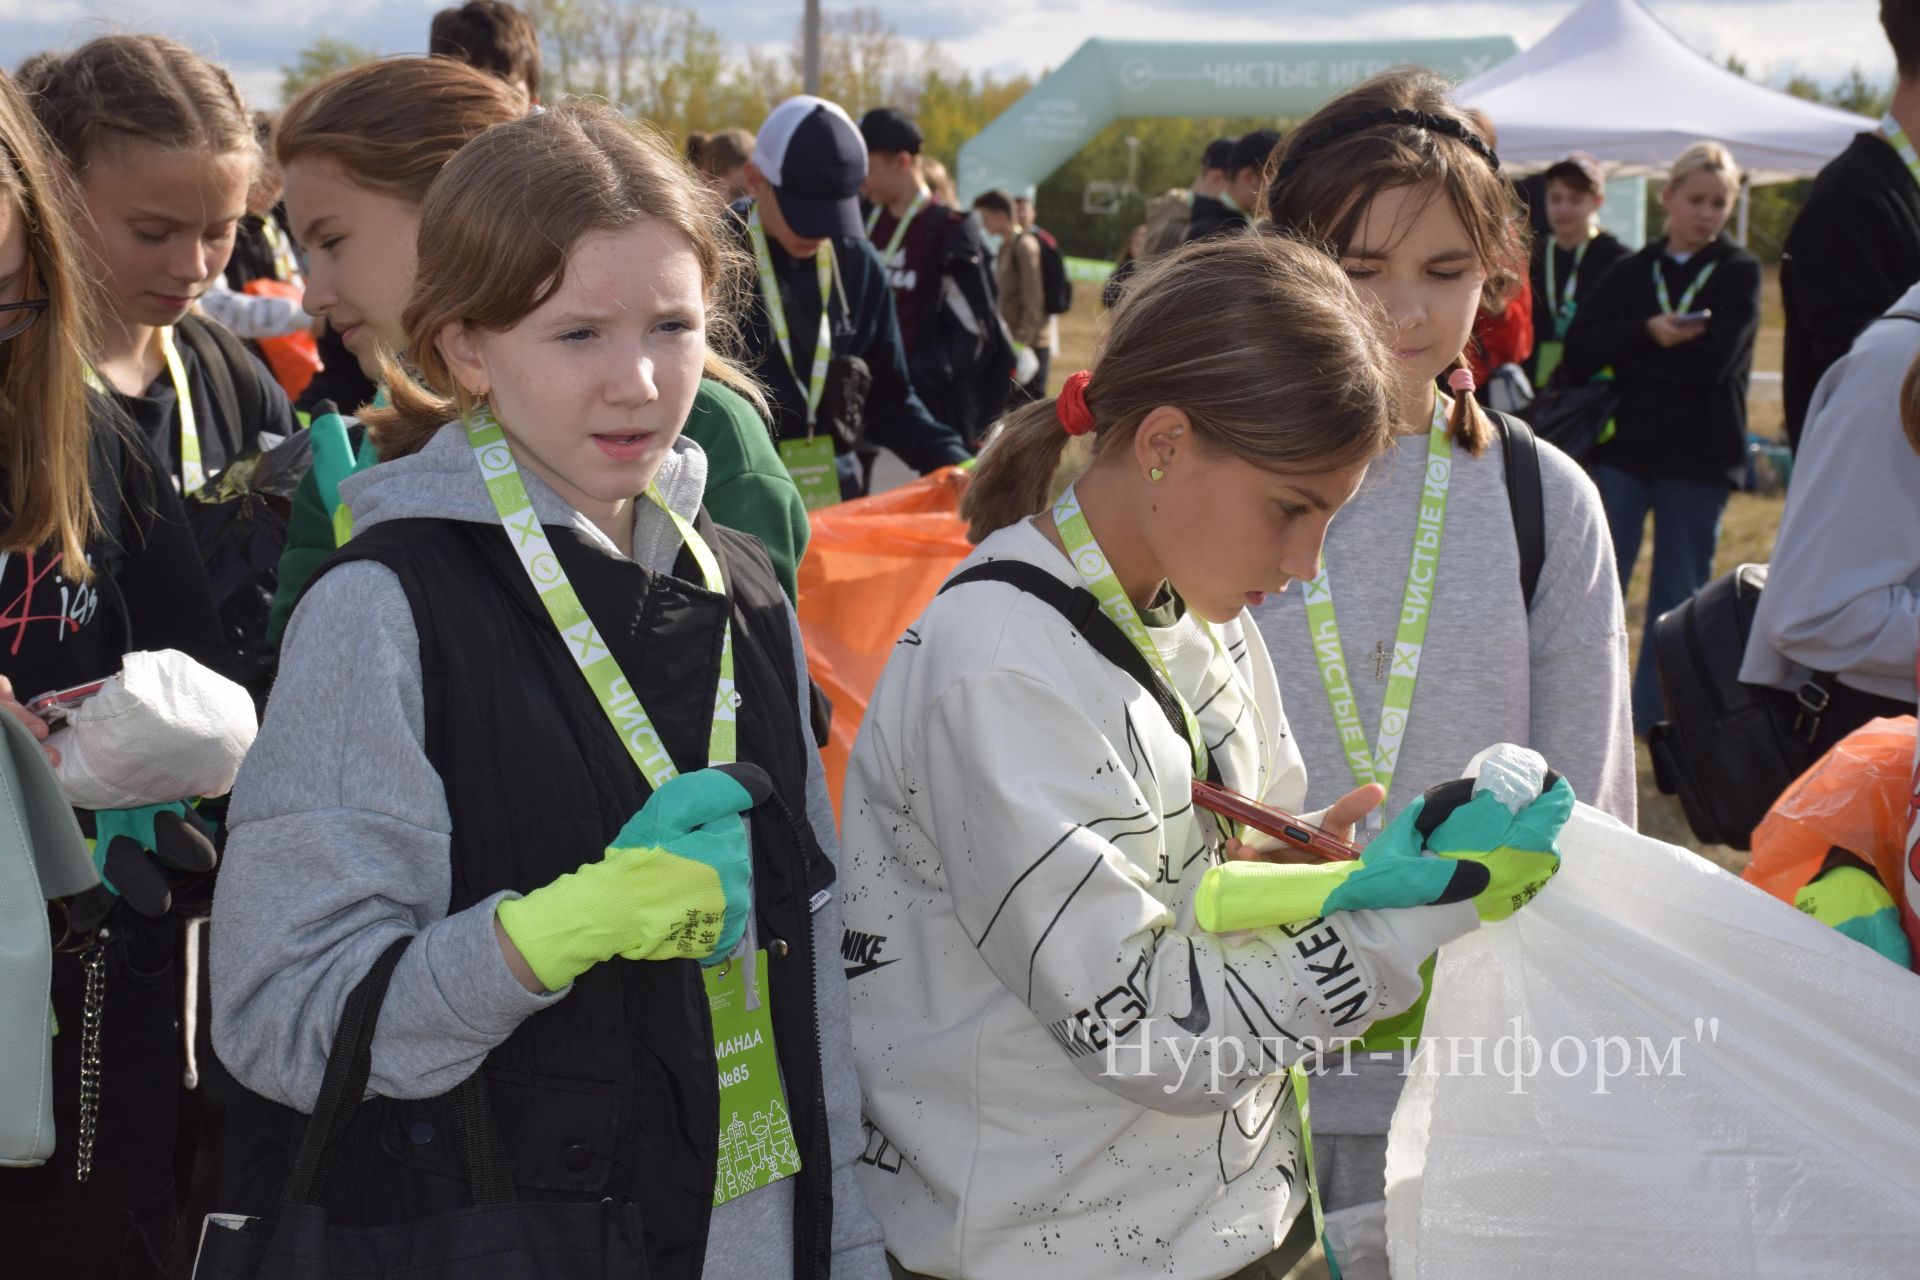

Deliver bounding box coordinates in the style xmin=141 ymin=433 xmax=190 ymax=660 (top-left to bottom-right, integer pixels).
xmin=49 ymin=650 xmax=257 ymax=810
xmin=1385 ymin=804 xmax=1920 ymax=1278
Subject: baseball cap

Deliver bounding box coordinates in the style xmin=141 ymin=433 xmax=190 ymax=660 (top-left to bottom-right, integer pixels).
xmin=754 ymin=95 xmax=868 ymax=240
xmin=1201 ymin=136 xmax=1237 ymax=172
xmin=1544 ymin=151 xmax=1606 ymax=194
xmin=859 ymin=106 xmax=922 ymax=155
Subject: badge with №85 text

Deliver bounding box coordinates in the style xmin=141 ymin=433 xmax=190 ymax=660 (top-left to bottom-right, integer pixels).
xmin=705 ymin=948 xmax=800 ymax=1204
xmin=778 ymin=435 xmax=839 ymax=513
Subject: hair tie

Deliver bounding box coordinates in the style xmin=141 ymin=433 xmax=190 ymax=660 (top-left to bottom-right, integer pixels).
xmin=1447 ymin=366 xmax=1477 ymax=396
xmin=1056 ymin=370 xmax=1095 ymax=436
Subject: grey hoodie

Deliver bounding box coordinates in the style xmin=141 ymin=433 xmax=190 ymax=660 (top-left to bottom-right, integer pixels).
xmin=211 ymin=424 xmax=886 ymax=1279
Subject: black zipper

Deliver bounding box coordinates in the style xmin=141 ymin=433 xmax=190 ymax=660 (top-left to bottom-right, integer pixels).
xmin=765 ymin=788 xmax=835 ymax=1279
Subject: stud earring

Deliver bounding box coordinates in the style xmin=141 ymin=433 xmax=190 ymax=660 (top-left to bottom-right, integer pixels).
xmin=1149 ymin=466 xmax=1165 ymax=482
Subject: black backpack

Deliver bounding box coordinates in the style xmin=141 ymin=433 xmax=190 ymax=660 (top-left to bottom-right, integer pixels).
xmin=1034 ymin=233 xmax=1074 ymax=315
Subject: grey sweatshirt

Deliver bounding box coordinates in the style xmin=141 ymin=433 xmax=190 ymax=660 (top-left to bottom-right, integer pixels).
xmin=1742 ymin=280 xmax=1920 ymax=704
xmin=1251 ymin=426 xmax=1635 ymax=827
xmin=1248 ymin=425 xmax=1635 ymax=1177
xmin=211 ymin=425 xmax=886 ymax=1279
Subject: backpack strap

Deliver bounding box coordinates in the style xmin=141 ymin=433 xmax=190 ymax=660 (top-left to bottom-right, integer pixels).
xmin=1493 ymin=411 xmax=1546 ymax=612
xmin=176 ymin=314 xmax=271 ymax=461
xmin=939 ymin=560 xmax=1221 ymax=785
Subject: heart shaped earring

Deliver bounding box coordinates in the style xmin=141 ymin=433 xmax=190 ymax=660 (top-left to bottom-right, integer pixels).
xmin=1149 ymin=466 xmax=1165 ymax=482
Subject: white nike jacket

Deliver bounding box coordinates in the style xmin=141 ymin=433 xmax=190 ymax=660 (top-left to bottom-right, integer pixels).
xmin=840 ymin=520 xmax=1478 ymax=1279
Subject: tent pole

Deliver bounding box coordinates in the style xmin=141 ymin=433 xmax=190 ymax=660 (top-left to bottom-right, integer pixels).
xmin=1736 ymin=183 xmax=1752 ymax=247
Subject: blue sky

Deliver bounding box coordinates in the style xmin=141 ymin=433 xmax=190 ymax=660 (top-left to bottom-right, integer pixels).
xmin=0 ymin=1 xmax=1893 ymax=110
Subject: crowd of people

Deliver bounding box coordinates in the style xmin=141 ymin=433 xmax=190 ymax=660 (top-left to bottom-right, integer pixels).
xmin=0 ymin=1 xmax=1915 ymax=1278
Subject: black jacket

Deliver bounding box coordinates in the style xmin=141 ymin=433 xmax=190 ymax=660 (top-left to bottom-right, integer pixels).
xmin=1526 ymin=230 xmax=1629 ymax=384
xmin=1564 ymin=232 xmax=1762 ymax=486
xmin=869 ymin=201 xmax=1014 ymax=446
xmin=730 ymin=200 xmax=970 ymax=473
xmin=1183 ymin=193 xmax=1245 ymax=242
xmin=1781 ymin=131 xmax=1920 ymax=447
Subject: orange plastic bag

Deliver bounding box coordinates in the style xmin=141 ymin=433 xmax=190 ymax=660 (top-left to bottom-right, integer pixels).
xmin=797 ymin=468 xmax=972 ymax=821
xmin=243 ymin=278 xmax=321 ymax=400
xmin=1746 ymin=715 xmax=1918 ymax=958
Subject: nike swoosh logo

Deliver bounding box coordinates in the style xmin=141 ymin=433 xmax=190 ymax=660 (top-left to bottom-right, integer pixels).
xmin=844 ymin=958 xmax=901 ymax=980
xmin=1172 ymin=940 xmax=1210 ymax=1033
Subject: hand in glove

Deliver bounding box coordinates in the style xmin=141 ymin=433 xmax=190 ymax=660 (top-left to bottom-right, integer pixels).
xmin=1795 ymin=849 xmax=1913 ymax=969
xmin=496 ymin=764 xmax=769 ymax=991
xmin=69 ymin=801 xmax=220 ymax=930
xmin=1194 ymin=757 xmax=1574 ymax=932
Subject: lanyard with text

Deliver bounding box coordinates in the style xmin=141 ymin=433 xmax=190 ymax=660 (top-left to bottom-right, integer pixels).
xmin=1652 ymin=256 xmax=1718 ymax=316
xmin=85 ymin=332 xmax=204 ymax=492
xmin=1883 ymin=113 xmax=1920 ymax=187
xmin=1304 ymin=399 xmax=1451 ymax=832
xmin=1053 ymin=483 xmax=1210 ymax=781
xmin=1545 ymin=234 xmax=1592 ymax=339
xmin=159 ymin=328 xmax=205 ymax=493
xmin=464 ymin=406 xmax=735 ymax=785
xmin=748 ymin=206 xmax=833 ymax=432
xmin=259 ymin=216 xmax=303 ymax=285
xmin=865 ymin=191 xmax=927 ymax=265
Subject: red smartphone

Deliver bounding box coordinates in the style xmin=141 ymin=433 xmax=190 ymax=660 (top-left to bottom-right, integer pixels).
xmin=1191 ymin=780 xmax=1361 ymax=863
xmin=25 ymin=677 xmax=109 ymax=725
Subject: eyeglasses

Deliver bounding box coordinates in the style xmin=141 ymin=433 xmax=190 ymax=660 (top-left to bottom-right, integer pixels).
xmin=0 ymin=297 xmax=48 ymax=341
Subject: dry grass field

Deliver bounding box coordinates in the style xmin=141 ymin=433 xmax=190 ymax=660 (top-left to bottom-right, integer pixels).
xmin=1049 ymin=264 xmax=1792 ymax=872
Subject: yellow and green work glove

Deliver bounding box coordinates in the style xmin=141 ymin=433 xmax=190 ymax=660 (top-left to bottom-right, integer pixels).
xmin=1795 ymin=849 xmax=1912 ymax=969
xmin=496 ymin=763 xmax=769 ymax=990
xmin=1194 ymin=774 xmax=1576 ymax=933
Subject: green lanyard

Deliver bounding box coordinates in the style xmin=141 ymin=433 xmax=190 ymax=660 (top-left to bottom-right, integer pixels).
xmin=1883 ymin=113 xmax=1920 ymax=186
xmin=748 ymin=205 xmax=833 ymax=434
xmin=1052 ymin=483 xmax=1210 ymax=780
xmin=1303 ymin=400 xmax=1451 ymax=831
xmin=1545 ymin=234 xmax=1592 ymax=340
xmin=84 ymin=330 xmax=203 ymax=492
xmin=865 ymin=191 xmax=927 ymax=266
xmin=464 ymin=406 xmax=736 ymax=787
xmin=1652 ymin=256 xmax=1717 ymax=315
xmin=259 ymin=216 xmax=302 ymax=285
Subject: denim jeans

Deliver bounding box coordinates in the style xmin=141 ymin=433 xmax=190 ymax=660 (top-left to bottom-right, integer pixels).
xmin=1593 ymin=463 xmax=1731 ymax=733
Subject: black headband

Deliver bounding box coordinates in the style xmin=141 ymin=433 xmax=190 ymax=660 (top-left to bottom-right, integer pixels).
xmin=1272 ymin=108 xmax=1500 ymax=186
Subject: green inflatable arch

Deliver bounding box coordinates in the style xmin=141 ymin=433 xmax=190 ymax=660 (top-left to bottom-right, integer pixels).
xmin=955 ymin=36 xmax=1520 ymax=204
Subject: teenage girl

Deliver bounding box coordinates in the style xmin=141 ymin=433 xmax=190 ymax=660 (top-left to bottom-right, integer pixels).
xmin=23 ymin=36 xmax=297 ymax=495
xmin=0 ymin=60 xmax=232 ymax=1278
xmin=1252 ymin=68 xmax=1633 ymax=1277
xmin=212 ymin=102 xmax=885 ymax=1279
xmin=266 ymin=57 xmax=810 ymax=643
xmin=839 ymin=233 xmax=1548 ymax=1279
xmin=1565 ymin=141 xmax=1762 ymax=734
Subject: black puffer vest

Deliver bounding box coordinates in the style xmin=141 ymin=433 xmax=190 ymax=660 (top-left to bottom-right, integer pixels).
xmin=232 ymin=510 xmax=837 ymax=1280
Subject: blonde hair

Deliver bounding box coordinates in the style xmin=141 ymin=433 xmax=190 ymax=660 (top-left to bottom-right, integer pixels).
xmin=0 ymin=70 xmax=94 ymax=576
xmin=962 ymin=232 xmax=1397 ymax=542
xmin=367 ymin=102 xmax=763 ymax=457
xmin=1666 ymin=141 xmax=1742 ymax=196
xmin=1261 ymin=67 xmax=1529 ymax=456
xmin=920 ymin=156 xmax=957 ymax=206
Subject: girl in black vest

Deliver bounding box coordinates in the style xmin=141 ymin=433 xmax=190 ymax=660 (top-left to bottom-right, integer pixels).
xmin=211 ymin=103 xmax=885 ymax=1279
xmin=0 ymin=64 xmax=233 ymax=1278
xmin=23 ymin=36 xmax=297 ymax=491
xmin=1564 ymin=141 xmax=1763 ymax=733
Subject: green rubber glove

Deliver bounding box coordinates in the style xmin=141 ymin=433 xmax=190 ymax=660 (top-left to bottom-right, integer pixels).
xmin=1193 ymin=777 xmax=1576 ymax=932
xmin=81 ymin=802 xmax=219 ymax=921
xmin=496 ymin=765 xmax=767 ymax=990
xmin=1421 ymin=777 xmax=1575 ymax=922
xmin=1795 ymin=852 xmax=1912 ymax=969
xmin=1194 ymin=798 xmax=1474 ymax=933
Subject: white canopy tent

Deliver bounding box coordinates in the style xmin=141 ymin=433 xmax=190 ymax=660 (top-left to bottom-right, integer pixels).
xmin=1456 ymin=0 xmax=1874 ymax=186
